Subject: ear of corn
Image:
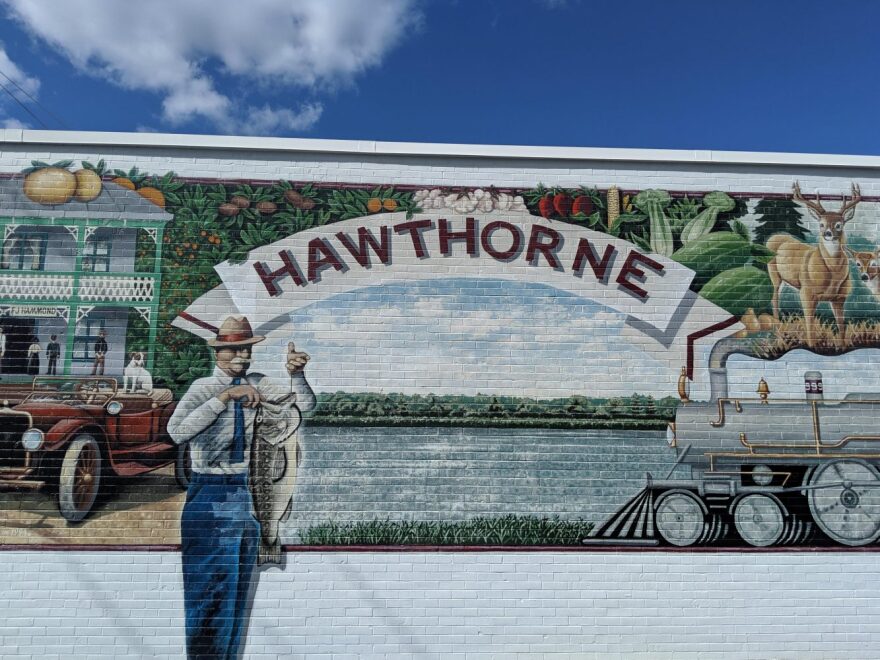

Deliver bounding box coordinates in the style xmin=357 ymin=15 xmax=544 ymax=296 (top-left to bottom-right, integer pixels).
xmin=607 ymin=186 xmax=620 ymax=230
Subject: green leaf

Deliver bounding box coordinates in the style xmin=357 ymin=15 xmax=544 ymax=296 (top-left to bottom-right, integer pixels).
xmin=730 ymin=219 xmax=751 ymax=241
xmin=750 ymin=242 xmax=775 ymax=257
xmin=628 ymin=233 xmax=652 ymax=251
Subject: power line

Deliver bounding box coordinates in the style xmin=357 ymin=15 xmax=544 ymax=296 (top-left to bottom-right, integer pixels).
xmin=0 ymin=78 xmax=47 ymax=129
xmin=0 ymin=67 xmax=69 ymax=130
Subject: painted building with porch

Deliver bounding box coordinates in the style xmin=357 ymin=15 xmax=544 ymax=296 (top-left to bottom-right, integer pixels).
xmin=0 ymin=178 xmax=169 ymax=378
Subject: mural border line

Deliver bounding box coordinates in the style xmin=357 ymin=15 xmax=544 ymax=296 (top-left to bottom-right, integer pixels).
xmin=1 ymin=544 xmax=880 ymax=553
xmin=686 ymin=315 xmax=740 ymax=379
xmin=177 ymin=311 xmax=219 ymax=333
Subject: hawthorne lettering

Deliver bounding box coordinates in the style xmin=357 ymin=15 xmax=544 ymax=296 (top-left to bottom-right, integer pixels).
xmin=252 ymin=217 xmax=666 ymax=300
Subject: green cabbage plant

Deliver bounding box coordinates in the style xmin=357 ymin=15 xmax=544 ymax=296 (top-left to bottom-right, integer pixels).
xmin=679 ymin=191 xmax=735 ymax=245
xmin=633 ymin=189 xmax=673 ymax=256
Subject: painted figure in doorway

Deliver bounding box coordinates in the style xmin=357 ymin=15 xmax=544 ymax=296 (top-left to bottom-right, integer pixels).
xmin=167 ymin=315 xmax=315 ymax=660
xmin=91 ymin=329 xmax=107 ymax=376
xmin=26 ymin=336 xmax=40 ymax=375
xmin=46 ymin=334 xmax=60 ymax=376
xmin=0 ymin=327 xmax=5 ymax=374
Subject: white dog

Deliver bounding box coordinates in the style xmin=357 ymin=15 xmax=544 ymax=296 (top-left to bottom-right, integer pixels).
xmin=123 ymin=352 xmax=153 ymax=394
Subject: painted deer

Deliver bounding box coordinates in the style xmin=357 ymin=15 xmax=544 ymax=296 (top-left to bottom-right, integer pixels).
xmin=846 ymin=247 xmax=880 ymax=299
xmin=767 ymin=182 xmax=861 ymax=347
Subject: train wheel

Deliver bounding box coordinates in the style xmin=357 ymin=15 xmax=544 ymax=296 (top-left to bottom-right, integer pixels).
xmin=654 ymin=490 xmax=707 ymax=547
xmin=807 ymin=459 xmax=880 ymax=546
xmin=734 ymin=494 xmax=787 ymax=547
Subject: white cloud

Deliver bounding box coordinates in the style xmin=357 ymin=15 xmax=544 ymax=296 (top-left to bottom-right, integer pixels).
xmin=0 ymin=117 xmax=27 ymax=129
xmin=0 ymin=44 xmax=39 ymax=96
xmin=3 ymin=0 xmax=421 ymax=134
xmin=244 ymin=102 xmax=324 ymax=135
xmin=0 ymin=43 xmax=41 ymax=127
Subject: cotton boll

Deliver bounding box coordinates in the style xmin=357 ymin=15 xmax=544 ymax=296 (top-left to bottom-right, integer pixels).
xmin=453 ymin=196 xmax=478 ymax=214
xmin=511 ymin=196 xmax=528 ymax=211
xmin=495 ymin=193 xmax=512 ymax=211
xmin=477 ymin=196 xmax=494 ymax=213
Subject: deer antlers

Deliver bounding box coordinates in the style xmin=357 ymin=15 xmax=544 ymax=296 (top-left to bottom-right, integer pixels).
xmin=792 ymin=181 xmax=862 ymax=222
xmin=792 ymin=181 xmax=825 ymax=216
xmin=840 ymin=183 xmax=862 ymax=221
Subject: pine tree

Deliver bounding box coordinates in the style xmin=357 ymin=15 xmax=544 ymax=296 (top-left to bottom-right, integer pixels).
xmin=752 ymin=199 xmax=809 ymax=245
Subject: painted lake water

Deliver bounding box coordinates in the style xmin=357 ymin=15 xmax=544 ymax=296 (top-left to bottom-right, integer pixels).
xmin=284 ymin=426 xmax=676 ymax=541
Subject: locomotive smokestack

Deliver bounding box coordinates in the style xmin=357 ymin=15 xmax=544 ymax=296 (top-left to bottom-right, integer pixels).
xmin=707 ymin=337 xmax=763 ymax=401
xmin=709 ymin=368 xmax=728 ymax=400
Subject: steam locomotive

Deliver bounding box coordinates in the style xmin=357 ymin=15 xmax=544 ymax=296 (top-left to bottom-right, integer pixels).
xmin=587 ymin=338 xmax=880 ymax=547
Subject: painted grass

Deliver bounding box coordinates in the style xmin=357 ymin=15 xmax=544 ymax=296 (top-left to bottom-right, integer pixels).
xmin=298 ymin=515 xmax=595 ymax=546
xmin=752 ymin=317 xmax=880 ymax=359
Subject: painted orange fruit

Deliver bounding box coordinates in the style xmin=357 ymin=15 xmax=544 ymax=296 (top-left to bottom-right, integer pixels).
xmin=383 ymin=198 xmax=398 ymax=211
xmin=137 ymin=186 xmax=165 ymax=208
xmin=112 ymin=177 xmax=136 ymax=190
xmin=367 ymin=198 xmax=382 ymax=213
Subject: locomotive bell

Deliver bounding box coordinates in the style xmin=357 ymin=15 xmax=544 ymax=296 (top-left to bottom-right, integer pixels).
xmin=756 ymin=378 xmax=770 ymax=404
xmin=804 ymin=371 xmax=824 ymax=401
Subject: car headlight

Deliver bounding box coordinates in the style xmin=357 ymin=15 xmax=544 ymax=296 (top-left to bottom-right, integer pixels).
xmin=666 ymin=422 xmax=677 ymax=448
xmin=107 ymin=401 xmax=123 ymax=415
xmin=21 ymin=428 xmax=44 ymax=451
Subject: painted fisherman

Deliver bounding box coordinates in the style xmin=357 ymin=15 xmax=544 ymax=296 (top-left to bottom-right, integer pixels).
xmin=168 ymin=315 xmax=315 ymax=659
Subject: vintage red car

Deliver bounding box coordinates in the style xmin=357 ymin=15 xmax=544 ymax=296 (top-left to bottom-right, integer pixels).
xmin=0 ymin=376 xmax=187 ymax=521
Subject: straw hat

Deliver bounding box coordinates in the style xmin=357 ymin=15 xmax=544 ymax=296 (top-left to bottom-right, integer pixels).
xmin=207 ymin=315 xmax=266 ymax=347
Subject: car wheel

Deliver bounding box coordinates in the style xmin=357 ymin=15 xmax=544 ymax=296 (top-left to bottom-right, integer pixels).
xmin=174 ymin=443 xmax=192 ymax=489
xmin=58 ymin=434 xmax=102 ymax=523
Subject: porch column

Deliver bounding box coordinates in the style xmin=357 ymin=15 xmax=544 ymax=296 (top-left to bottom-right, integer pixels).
xmin=145 ymin=226 xmax=164 ymax=372
xmin=63 ymin=224 xmax=87 ymax=375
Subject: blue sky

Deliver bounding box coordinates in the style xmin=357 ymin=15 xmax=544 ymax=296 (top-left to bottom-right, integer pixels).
xmin=0 ymin=0 xmax=877 ymax=154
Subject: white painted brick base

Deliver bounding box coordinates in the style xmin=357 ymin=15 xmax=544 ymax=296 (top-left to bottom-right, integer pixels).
xmin=1 ymin=551 xmax=879 ymax=659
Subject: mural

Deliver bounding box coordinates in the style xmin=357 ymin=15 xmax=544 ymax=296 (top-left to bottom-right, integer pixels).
xmin=0 ymin=160 xmax=879 ymax=559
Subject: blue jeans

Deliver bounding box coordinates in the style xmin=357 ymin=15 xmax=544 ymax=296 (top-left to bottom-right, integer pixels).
xmin=181 ymin=473 xmax=259 ymax=660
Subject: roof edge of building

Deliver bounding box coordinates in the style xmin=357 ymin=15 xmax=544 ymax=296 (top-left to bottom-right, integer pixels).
xmin=2 ymin=129 xmax=879 ymax=170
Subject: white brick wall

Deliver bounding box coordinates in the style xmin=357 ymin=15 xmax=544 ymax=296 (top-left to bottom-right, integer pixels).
xmin=1 ymin=550 xmax=879 ymax=659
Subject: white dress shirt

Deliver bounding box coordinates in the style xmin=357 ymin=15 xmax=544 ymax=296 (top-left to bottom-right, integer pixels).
xmin=168 ymin=366 xmax=316 ymax=475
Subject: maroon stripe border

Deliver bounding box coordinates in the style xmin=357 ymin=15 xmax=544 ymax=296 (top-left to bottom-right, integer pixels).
xmin=177 ymin=311 xmax=219 ymax=333
xmin=0 ymin=171 xmax=876 ymax=202
xmin=686 ymin=316 xmax=740 ymax=380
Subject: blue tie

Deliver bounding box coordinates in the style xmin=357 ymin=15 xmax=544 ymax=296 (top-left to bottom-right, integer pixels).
xmin=231 ymin=377 xmax=245 ymax=462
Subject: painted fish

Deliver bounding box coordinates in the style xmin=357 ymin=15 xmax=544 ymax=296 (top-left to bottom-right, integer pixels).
xmin=249 ymin=393 xmax=302 ymax=565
